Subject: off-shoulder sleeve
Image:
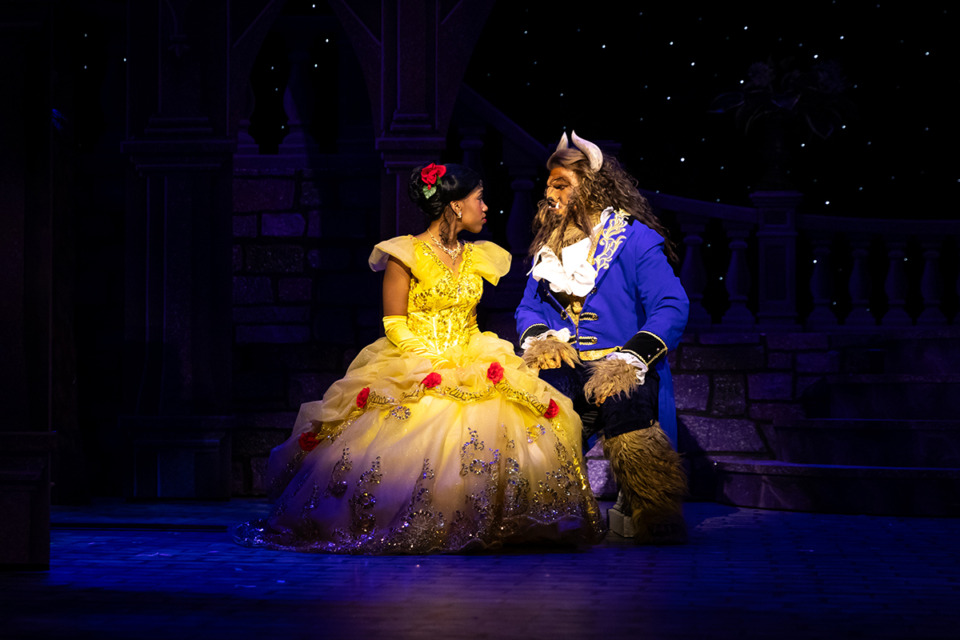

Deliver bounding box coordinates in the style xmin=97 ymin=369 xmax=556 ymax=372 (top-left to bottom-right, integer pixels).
xmin=369 ymin=235 xmax=416 ymax=272
xmin=471 ymin=240 xmax=512 ymax=285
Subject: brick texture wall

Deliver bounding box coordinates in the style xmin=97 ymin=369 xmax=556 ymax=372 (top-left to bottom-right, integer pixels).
xmin=230 ymin=166 xmax=382 ymax=494
xmin=672 ymin=332 xmax=840 ymax=497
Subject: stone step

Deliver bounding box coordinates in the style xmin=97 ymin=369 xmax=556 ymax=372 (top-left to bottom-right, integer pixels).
xmin=836 ymin=331 xmax=960 ymax=375
xmin=802 ymin=374 xmax=960 ymax=420
xmin=770 ymin=419 xmax=960 ymax=467
xmin=712 ymin=455 xmax=960 ymax=516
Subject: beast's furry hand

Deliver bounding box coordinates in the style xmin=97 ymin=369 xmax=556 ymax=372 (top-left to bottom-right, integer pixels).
xmin=522 ymin=337 xmax=579 ymax=372
xmin=584 ymin=356 xmax=640 ymax=404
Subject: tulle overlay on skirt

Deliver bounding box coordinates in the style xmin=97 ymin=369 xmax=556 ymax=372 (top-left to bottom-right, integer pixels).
xmin=234 ymin=331 xmax=605 ymax=554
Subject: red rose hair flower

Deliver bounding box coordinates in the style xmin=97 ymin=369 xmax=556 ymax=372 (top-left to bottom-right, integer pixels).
xmin=420 ymin=163 xmax=446 ymax=199
xmin=486 ymin=361 xmax=504 ymax=384
xmin=356 ymin=387 xmax=370 ymax=408
xmin=544 ymin=399 xmax=559 ymax=419
xmin=421 ymin=372 xmax=442 ymax=389
xmin=298 ymin=431 xmax=320 ymax=452
xmin=420 ymin=163 xmax=446 ymax=186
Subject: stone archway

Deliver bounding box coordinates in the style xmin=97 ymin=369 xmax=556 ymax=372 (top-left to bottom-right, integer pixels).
xmin=326 ymin=0 xmax=496 ymax=236
xmin=228 ymin=0 xmax=496 ymax=236
xmin=119 ymin=0 xmax=496 ymax=499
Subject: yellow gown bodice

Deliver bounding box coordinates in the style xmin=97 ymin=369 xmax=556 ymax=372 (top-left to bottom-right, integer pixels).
xmin=370 ymin=235 xmax=512 ymax=356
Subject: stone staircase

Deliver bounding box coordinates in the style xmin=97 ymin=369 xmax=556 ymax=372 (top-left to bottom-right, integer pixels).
xmin=712 ymin=333 xmax=960 ymax=516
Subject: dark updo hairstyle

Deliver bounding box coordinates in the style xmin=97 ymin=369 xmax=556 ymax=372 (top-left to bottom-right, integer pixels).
xmin=408 ymin=163 xmax=482 ymax=222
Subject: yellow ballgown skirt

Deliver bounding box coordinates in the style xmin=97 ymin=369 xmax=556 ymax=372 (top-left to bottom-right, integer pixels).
xmin=234 ymin=237 xmax=604 ymax=553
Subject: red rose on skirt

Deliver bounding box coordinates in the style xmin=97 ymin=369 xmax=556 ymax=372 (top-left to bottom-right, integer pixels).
xmin=544 ymin=399 xmax=559 ymax=419
xmin=298 ymin=431 xmax=320 ymax=452
xmin=422 ymin=372 xmax=442 ymax=389
xmin=356 ymin=387 xmax=370 ymax=408
xmin=486 ymin=362 xmax=504 ymax=384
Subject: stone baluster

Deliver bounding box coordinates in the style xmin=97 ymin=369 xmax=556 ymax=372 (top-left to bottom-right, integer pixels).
xmin=844 ymin=236 xmax=875 ymax=326
xmin=806 ymin=233 xmax=838 ymax=328
xmin=882 ymin=240 xmax=912 ymax=326
xmin=721 ymin=222 xmax=755 ymax=327
xmin=679 ymin=220 xmax=712 ymax=328
xmin=917 ymin=238 xmax=947 ymax=325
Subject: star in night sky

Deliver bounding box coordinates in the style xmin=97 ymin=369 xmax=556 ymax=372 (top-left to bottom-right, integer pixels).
xmin=466 ymin=2 xmax=957 ymax=218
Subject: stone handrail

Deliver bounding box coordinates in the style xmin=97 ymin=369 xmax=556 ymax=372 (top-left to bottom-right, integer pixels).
xmin=649 ymin=192 xmax=959 ymax=330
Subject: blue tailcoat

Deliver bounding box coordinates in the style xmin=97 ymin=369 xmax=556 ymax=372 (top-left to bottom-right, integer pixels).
xmin=516 ymin=211 xmax=689 ymax=443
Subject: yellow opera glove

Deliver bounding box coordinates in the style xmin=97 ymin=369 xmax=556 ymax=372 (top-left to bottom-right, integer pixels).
xmin=382 ymin=316 xmax=454 ymax=368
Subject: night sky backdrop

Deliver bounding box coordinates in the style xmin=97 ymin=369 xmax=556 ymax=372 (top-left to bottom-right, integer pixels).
xmin=465 ymin=1 xmax=957 ymax=218
xmin=63 ymin=1 xmax=957 ymax=219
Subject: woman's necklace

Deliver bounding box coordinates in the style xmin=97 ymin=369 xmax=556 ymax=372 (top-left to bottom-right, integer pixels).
xmin=428 ymin=229 xmax=462 ymax=260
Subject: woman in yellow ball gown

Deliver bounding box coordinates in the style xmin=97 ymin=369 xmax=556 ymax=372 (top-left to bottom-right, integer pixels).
xmin=235 ymin=163 xmax=604 ymax=553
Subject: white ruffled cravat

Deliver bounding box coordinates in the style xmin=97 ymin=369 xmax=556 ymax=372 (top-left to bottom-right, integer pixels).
xmin=529 ymin=209 xmax=613 ymax=297
xmin=530 ymin=239 xmax=596 ymax=297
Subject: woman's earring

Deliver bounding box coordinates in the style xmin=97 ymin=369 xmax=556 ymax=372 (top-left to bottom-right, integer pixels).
xmin=455 ymin=206 xmax=462 ymax=219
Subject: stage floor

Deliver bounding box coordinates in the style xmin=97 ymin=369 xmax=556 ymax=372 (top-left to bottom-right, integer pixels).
xmin=2 ymin=499 xmax=959 ymax=639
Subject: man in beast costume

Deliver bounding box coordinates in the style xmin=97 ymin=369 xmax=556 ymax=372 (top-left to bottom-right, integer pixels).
xmin=516 ymin=131 xmax=689 ymax=543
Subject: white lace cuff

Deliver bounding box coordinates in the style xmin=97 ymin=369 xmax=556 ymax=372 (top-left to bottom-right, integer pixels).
xmin=606 ymin=351 xmax=649 ymax=385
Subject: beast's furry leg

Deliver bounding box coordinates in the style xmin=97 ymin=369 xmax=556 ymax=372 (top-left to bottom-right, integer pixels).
xmin=603 ymin=424 xmax=688 ymax=544
xmin=584 ymin=357 xmax=639 ymax=404
xmin=522 ymin=337 xmax=580 ymax=372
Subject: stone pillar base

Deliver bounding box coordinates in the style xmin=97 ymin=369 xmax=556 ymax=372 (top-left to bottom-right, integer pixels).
xmin=0 ymin=432 xmax=55 ymax=570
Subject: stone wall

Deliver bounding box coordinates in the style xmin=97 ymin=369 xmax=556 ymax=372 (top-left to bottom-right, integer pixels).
xmin=673 ymin=331 xmax=850 ymax=498
xmin=230 ymin=165 xmax=382 ymax=495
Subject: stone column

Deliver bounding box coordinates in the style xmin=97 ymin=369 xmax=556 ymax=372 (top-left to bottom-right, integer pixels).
xmin=328 ymin=0 xmax=495 ymax=236
xmin=0 ymin=2 xmax=56 ymax=569
xmin=120 ymin=0 xmax=236 ymax=498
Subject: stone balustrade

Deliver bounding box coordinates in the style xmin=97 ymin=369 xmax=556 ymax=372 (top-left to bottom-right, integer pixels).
xmin=448 ymin=93 xmax=959 ymax=331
